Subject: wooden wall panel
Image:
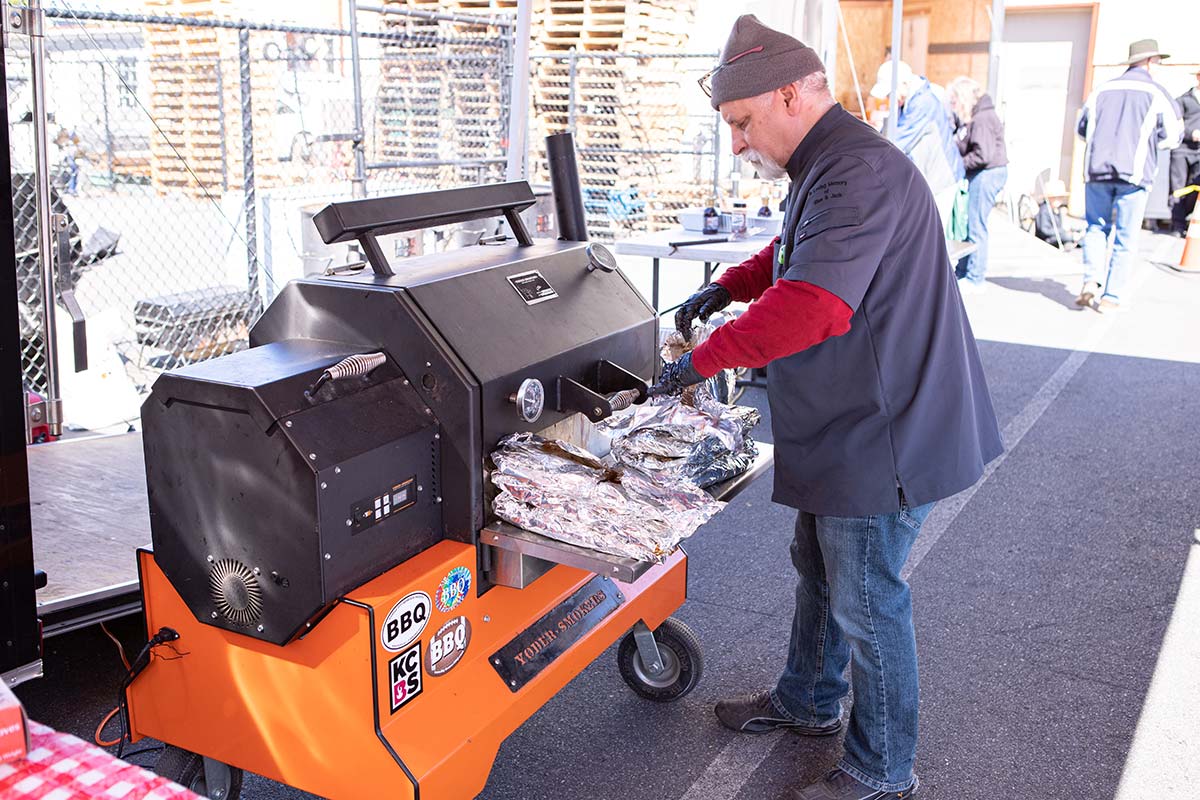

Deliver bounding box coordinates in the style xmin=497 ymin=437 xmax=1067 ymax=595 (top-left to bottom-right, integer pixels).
xmin=834 ymin=0 xmax=998 ymax=117
xmin=920 ymin=0 xmax=991 ymax=90
xmin=836 ymin=1 xmax=890 ymax=116
xmin=927 ymin=0 xmax=988 ymax=47
xmin=927 ymin=53 xmax=989 ymax=88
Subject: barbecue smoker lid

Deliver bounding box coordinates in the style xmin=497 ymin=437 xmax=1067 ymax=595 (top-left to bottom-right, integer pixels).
xmin=149 ymin=338 xmax=402 ymax=432
xmin=320 ymin=239 xmax=651 ymax=381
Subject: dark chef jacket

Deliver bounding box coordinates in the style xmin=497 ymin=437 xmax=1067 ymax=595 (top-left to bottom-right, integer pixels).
xmin=768 ymin=104 xmax=1002 ymax=516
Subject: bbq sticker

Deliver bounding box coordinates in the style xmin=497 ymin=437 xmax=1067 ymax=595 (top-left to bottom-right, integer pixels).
xmin=381 ymin=591 xmax=430 ymax=652
xmin=435 ymin=566 xmax=471 ymax=613
xmin=424 ymin=616 xmax=472 ymax=676
xmin=388 ymin=642 xmax=423 ymax=713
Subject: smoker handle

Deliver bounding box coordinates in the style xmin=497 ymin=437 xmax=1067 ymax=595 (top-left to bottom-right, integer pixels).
xmin=52 ymin=213 xmax=87 ymax=373
xmin=555 ymin=360 xmax=649 ymax=422
xmin=312 ymin=182 xmax=536 ymax=276
xmin=305 ymin=352 xmax=387 ymax=398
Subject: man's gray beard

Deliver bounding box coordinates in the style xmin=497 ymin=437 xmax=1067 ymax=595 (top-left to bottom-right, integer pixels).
xmin=742 ymin=149 xmax=788 ymax=181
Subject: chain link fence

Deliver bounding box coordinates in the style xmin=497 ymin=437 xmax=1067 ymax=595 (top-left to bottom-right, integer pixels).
xmin=529 ymin=51 xmax=720 ymax=242
xmin=7 ymin=2 xmax=721 ymax=429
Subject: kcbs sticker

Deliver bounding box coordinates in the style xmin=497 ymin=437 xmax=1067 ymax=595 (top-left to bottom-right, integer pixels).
xmin=388 ymin=642 xmax=422 ymax=713
xmin=381 ymin=591 xmax=430 ymax=652
xmin=424 ymin=616 xmax=471 ymax=676
xmin=435 ymin=566 xmax=471 ymax=613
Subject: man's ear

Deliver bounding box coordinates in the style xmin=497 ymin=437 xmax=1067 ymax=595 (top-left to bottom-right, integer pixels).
xmin=779 ymin=82 xmax=803 ymax=116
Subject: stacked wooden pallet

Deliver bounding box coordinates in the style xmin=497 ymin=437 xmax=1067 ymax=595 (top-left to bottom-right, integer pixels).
xmin=376 ymin=0 xmax=512 ymax=189
xmin=375 ymin=0 xmax=444 ymax=186
xmin=145 ymin=0 xmax=284 ymax=196
xmin=373 ymin=0 xmax=702 ymax=236
xmin=530 ymin=0 xmax=699 ymax=239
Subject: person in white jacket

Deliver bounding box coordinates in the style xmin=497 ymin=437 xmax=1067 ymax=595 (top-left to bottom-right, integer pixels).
xmin=1075 ymin=38 xmax=1183 ymax=311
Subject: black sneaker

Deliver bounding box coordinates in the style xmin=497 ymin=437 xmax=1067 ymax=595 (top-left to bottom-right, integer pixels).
xmin=714 ymin=691 xmax=843 ymax=735
xmin=792 ymin=769 xmax=917 ymax=800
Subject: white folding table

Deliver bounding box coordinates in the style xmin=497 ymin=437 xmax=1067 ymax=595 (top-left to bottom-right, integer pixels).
xmin=613 ymin=229 xmax=774 ymax=312
xmin=614 ymin=227 xmax=977 ymax=312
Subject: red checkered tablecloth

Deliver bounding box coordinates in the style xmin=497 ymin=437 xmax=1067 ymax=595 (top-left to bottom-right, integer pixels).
xmin=0 ymin=721 xmax=201 ymax=799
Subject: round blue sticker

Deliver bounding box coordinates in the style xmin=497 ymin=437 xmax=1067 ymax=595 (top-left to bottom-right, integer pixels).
xmin=436 ymin=566 xmax=471 ymax=613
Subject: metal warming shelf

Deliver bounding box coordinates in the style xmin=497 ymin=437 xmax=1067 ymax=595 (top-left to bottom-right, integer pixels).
xmin=484 ymin=442 xmax=774 ymax=584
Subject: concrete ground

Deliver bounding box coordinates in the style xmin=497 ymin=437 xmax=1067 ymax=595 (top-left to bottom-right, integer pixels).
xmin=16 ymin=218 xmax=1200 ymax=799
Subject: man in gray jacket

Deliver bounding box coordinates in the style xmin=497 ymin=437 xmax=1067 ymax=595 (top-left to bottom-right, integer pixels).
xmin=1075 ymin=39 xmax=1182 ymax=311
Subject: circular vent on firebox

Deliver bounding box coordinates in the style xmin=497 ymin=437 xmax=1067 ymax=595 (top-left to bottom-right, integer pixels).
xmin=209 ymin=558 xmax=263 ymax=626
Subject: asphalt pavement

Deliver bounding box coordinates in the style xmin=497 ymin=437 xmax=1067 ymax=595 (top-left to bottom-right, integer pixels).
xmin=16 ymin=224 xmax=1200 ymax=799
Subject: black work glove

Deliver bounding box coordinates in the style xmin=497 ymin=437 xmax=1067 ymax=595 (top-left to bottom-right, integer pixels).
xmin=675 ymin=283 xmax=732 ymax=342
xmin=647 ymin=352 xmax=705 ymax=398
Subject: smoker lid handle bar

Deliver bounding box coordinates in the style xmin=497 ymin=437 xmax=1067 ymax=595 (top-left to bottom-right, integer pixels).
xmin=313 ymin=182 xmax=537 ymax=276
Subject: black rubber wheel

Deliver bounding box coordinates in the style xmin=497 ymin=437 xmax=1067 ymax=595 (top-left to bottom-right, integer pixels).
xmin=617 ymin=617 xmax=704 ymax=702
xmin=1017 ymin=194 xmax=1038 ymax=233
xmin=154 ymin=745 xmax=243 ymax=799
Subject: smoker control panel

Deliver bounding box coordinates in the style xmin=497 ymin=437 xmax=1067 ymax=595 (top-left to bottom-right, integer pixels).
xmin=351 ymin=476 xmax=417 ymax=533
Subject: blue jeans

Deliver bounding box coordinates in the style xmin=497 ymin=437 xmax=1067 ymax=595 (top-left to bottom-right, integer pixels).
xmin=1081 ymin=180 xmax=1149 ymax=303
xmin=772 ymin=501 xmax=934 ymax=793
xmin=958 ymin=166 xmax=1007 ymax=285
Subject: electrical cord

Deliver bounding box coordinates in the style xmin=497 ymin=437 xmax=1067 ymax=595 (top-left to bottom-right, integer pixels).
xmin=101 ymin=622 xmax=131 ymax=671
xmin=94 ymin=622 xmax=133 ymax=747
xmin=118 ymin=743 xmax=166 ymax=763
xmin=104 ymin=627 xmax=182 ymax=759
xmin=94 ymin=707 xmax=122 ymax=748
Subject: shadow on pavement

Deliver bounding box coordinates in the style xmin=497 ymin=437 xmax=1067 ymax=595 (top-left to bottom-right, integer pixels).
xmin=989 ymin=276 xmax=1086 ymax=311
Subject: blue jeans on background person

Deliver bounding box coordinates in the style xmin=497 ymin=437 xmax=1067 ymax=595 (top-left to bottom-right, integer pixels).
xmin=771 ymin=500 xmax=934 ymax=793
xmin=1081 ymin=180 xmax=1149 ymax=304
xmin=958 ymin=165 xmax=1008 ymax=285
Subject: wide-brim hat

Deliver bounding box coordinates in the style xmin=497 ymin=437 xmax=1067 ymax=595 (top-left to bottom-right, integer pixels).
xmin=1123 ymin=38 xmax=1170 ymax=65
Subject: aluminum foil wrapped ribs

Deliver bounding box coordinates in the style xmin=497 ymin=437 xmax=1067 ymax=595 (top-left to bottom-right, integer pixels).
xmin=599 ymin=380 xmax=761 ymax=489
xmin=490 ymin=432 xmax=724 ymax=562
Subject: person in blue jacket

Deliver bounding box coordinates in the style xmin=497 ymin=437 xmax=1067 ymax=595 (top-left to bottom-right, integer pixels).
xmin=870 ymin=61 xmax=964 ymax=235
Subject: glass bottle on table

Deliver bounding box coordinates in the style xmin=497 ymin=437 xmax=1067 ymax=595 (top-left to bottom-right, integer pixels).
xmin=756 ymin=179 xmax=773 ymax=217
xmin=702 ymin=196 xmax=720 ymax=235
xmin=730 ymin=201 xmax=748 ymax=238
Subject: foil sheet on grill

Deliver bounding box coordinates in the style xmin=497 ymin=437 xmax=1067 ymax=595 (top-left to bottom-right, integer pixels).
xmin=597 ymin=325 xmax=762 ymax=488
xmin=490 ymin=432 xmax=725 ymax=562
xmin=598 ymin=389 xmax=761 ymax=488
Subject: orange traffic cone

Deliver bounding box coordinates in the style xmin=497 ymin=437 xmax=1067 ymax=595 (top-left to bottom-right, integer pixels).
xmin=1180 ymin=215 xmax=1200 ymax=272
xmin=1172 ymin=186 xmax=1200 ymax=273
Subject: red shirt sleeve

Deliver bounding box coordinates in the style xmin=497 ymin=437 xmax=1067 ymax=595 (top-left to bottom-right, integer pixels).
xmin=690 ymin=280 xmax=852 ymax=378
xmin=712 ymin=238 xmax=778 ymax=302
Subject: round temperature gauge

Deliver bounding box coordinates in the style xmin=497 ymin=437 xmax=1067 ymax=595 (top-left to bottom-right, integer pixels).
xmin=513 ymin=378 xmax=545 ymax=423
xmin=586 ymin=243 xmax=618 ymax=273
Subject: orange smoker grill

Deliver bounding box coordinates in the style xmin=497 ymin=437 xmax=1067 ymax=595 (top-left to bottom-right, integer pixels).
xmin=124 ymin=178 xmax=772 ymax=799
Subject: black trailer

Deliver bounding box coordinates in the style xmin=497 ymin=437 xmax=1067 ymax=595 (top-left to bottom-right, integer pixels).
xmin=0 ymin=47 xmax=44 ymax=685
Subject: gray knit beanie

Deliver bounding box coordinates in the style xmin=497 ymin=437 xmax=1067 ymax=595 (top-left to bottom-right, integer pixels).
xmin=709 ymin=15 xmax=825 ymax=110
